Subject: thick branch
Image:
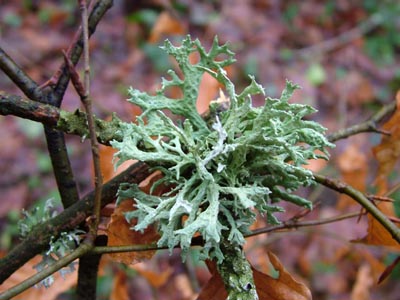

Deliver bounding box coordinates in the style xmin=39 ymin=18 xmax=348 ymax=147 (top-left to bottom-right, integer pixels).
xmin=0 ymin=48 xmax=41 ymax=100
xmin=0 ymin=161 xmax=150 ymax=284
xmin=0 ymin=91 xmax=59 ymax=125
xmin=0 ymin=91 xmax=123 ymax=144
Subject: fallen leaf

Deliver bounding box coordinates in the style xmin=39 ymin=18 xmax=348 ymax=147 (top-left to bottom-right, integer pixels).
xmin=99 ymin=143 xmax=136 ymax=182
xmin=106 ymin=171 xmax=167 ymax=264
xmin=372 ymin=91 xmax=400 ymax=193
xmin=357 ymin=201 xmax=399 ymax=247
xmin=198 ymin=252 xmax=312 ymax=300
xmin=357 ymin=92 xmax=400 ymax=248
xmin=106 ymin=198 xmax=160 ymax=265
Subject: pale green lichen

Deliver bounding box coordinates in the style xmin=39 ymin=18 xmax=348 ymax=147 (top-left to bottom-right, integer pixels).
xmin=111 ymin=35 xmax=334 ymax=263
xmin=19 ymin=199 xmax=83 ymax=288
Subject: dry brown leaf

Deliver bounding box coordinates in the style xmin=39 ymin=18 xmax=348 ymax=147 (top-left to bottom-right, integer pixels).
xmin=106 ymin=171 xmax=168 ymax=264
xmin=0 ymin=255 xmax=77 ymax=300
xmin=378 ymin=255 xmax=400 ymax=283
xmin=99 ymin=144 xmax=136 ymax=182
xmin=356 ymin=93 xmax=400 ymax=248
xmin=106 ymin=198 xmax=160 ymax=265
xmin=372 ymin=91 xmax=400 ymax=193
xmin=356 ymin=201 xmax=399 ymax=248
xmin=198 ymin=252 xmax=312 ymax=300
xmin=337 ymin=143 xmax=367 ymax=210
xmin=254 ymin=252 xmax=312 ymax=300
xmin=148 ymin=11 xmax=186 ymax=44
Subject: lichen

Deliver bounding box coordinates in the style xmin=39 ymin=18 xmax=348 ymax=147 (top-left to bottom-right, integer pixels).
xmin=111 ymin=35 xmax=335 ymax=263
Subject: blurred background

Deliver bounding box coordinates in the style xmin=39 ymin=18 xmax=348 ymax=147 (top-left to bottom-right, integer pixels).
xmin=1 ymin=1 xmax=400 ymax=299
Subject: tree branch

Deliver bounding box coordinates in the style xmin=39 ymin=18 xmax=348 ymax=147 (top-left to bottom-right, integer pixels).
xmin=0 ymin=242 xmax=94 ymax=300
xmin=247 ymin=212 xmax=360 ymax=238
xmin=0 ymin=161 xmax=150 ymax=284
xmin=313 ymin=173 xmax=400 ymax=244
xmin=0 ymin=91 xmax=123 ymax=145
xmin=327 ymin=101 xmax=396 ymax=142
xmin=53 ymin=0 xmax=114 ymax=106
xmin=0 ymin=48 xmax=42 ymax=100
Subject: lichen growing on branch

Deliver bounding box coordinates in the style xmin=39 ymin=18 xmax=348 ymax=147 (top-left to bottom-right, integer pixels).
xmin=111 ymin=35 xmax=334 ymax=263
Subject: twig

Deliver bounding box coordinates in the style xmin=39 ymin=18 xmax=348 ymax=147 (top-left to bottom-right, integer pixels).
xmin=0 ymin=91 xmax=124 ymax=145
xmin=0 ymin=91 xmax=59 ymax=126
xmin=294 ymin=12 xmax=383 ymax=58
xmin=0 ymin=241 xmax=94 ymax=300
xmin=313 ymin=173 xmax=400 ymax=244
xmin=53 ymin=0 xmax=113 ymax=107
xmin=247 ymin=212 xmax=360 ymax=238
xmin=0 ymin=162 xmax=150 ymax=284
xmin=73 ymin=2 xmax=104 ymax=298
xmin=0 ymin=48 xmax=42 ymax=100
xmin=327 ymin=100 xmax=396 ymax=142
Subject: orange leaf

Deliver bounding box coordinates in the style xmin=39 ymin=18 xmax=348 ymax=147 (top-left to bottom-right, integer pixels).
xmin=357 ymin=201 xmax=400 ymax=248
xmin=106 ymin=199 xmax=160 ymax=265
xmin=378 ymin=255 xmax=400 ymax=283
xmin=372 ymin=91 xmax=400 ymax=194
xmin=198 ymin=252 xmax=311 ymax=300
xmin=254 ymin=252 xmax=312 ymax=300
xmin=357 ymin=93 xmax=400 ymax=248
xmin=106 ymin=171 xmax=168 ymax=264
xmin=99 ymin=144 xmax=136 ymax=182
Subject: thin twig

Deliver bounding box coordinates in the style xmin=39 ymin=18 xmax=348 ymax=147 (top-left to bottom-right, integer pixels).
xmin=294 ymin=12 xmax=383 ymax=58
xmin=327 ymin=100 xmax=396 ymax=142
xmin=246 ymin=212 xmax=361 ymax=238
xmin=81 ymin=0 xmax=103 ymax=237
xmin=0 ymin=242 xmax=93 ymax=300
xmin=313 ymin=173 xmax=400 ymax=244
xmin=0 ymin=162 xmax=150 ymax=284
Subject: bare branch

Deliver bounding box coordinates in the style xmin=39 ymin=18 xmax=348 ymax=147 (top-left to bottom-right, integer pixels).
xmin=327 ymin=101 xmax=396 ymax=142
xmin=0 ymin=48 xmax=42 ymax=100
xmin=247 ymin=212 xmax=360 ymax=238
xmin=0 ymin=162 xmax=150 ymax=284
xmin=313 ymin=173 xmax=400 ymax=244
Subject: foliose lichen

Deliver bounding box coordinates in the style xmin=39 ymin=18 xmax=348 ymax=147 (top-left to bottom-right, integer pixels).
xmin=111 ymin=35 xmax=334 ymax=263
